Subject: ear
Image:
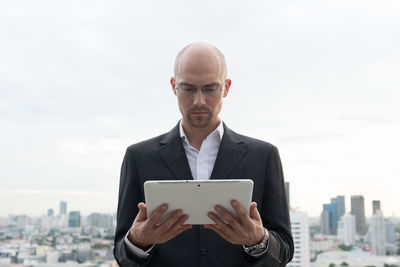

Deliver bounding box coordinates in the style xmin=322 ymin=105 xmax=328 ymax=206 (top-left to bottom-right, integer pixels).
xmin=223 ymin=79 xmax=231 ymax=97
xmin=170 ymin=77 xmax=177 ymax=95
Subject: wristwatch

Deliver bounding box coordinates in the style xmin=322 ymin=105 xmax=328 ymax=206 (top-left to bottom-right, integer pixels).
xmin=243 ymin=228 xmax=270 ymax=255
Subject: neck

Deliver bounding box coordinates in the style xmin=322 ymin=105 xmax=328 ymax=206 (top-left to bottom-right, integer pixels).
xmin=181 ymin=119 xmax=220 ymax=150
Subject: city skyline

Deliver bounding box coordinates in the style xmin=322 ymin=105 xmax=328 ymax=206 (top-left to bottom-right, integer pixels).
xmin=1 ymin=1 xmax=399 ymax=218
xmin=0 ymin=193 xmax=394 ymax=220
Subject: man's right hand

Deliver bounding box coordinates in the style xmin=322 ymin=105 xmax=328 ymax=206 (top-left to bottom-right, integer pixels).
xmin=128 ymin=202 xmax=192 ymax=250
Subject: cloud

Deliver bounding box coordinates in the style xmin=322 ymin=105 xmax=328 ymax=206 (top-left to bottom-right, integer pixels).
xmin=0 ymin=0 xmax=399 ymax=217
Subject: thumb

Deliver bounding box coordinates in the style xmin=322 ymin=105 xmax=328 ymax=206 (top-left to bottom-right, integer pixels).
xmin=135 ymin=202 xmax=147 ymax=222
xmin=250 ymin=202 xmax=261 ymax=221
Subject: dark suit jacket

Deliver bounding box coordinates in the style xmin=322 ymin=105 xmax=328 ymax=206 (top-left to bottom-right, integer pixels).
xmin=114 ymin=123 xmax=294 ymax=267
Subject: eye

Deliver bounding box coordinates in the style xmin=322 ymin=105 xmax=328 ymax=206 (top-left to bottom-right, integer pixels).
xmin=203 ymin=85 xmax=219 ymax=94
xmin=181 ymin=86 xmax=197 ymax=94
xmin=203 ymin=88 xmax=216 ymax=93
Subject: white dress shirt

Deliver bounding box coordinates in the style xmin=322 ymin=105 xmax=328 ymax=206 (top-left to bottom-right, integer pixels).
xmin=179 ymin=120 xmax=223 ymax=180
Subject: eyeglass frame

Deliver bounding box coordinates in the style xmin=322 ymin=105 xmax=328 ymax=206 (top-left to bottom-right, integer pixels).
xmin=175 ymin=82 xmax=226 ymax=97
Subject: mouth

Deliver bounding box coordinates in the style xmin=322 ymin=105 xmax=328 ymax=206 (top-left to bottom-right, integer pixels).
xmin=191 ymin=111 xmax=209 ymax=115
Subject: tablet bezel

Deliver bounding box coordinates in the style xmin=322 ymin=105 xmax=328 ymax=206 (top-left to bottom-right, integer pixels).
xmin=144 ymin=179 xmax=254 ymax=225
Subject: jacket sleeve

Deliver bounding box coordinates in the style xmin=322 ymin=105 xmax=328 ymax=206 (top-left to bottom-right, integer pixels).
xmin=244 ymin=146 xmax=294 ymax=266
xmin=113 ymin=148 xmax=156 ymax=267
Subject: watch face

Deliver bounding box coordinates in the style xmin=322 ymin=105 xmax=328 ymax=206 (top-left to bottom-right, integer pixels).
xmin=248 ymin=246 xmax=265 ymax=254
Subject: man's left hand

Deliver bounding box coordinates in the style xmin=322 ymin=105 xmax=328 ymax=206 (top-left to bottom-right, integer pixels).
xmin=204 ymin=200 xmax=265 ymax=246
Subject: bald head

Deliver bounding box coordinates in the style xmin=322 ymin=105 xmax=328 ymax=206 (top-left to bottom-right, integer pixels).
xmin=174 ymin=42 xmax=227 ymax=80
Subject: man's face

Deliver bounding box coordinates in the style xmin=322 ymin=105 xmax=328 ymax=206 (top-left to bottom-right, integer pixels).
xmin=171 ymin=50 xmax=231 ymax=130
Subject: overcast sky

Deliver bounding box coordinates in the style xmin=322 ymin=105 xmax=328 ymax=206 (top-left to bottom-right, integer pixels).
xmin=1 ymin=0 xmax=399 ymax=218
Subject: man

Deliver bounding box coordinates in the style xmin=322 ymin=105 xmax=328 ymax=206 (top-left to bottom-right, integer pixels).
xmin=114 ymin=42 xmax=294 ymax=266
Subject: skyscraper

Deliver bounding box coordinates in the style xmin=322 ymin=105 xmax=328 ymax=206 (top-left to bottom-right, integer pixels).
xmin=351 ymin=195 xmax=366 ymax=235
xmin=320 ymin=210 xmax=331 ymax=235
xmin=47 ymin=208 xmax=54 ymax=217
xmin=285 ymin=182 xmax=290 ymax=209
xmin=385 ymin=219 xmax=395 ymax=244
xmin=88 ymin=213 xmax=114 ymax=230
xmin=68 ymin=211 xmax=81 ymax=227
xmin=334 ymin=196 xmax=345 ymax=219
xmin=321 ymin=202 xmax=338 ymax=235
xmin=372 ymin=200 xmax=381 ymax=215
xmin=60 ymin=201 xmax=67 ymax=215
xmin=371 ymin=210 xmax=386 ymax=255
xmin=320 ymin=196 xmax=344 ymax=235
xmin=287 ymin=210 xmax=310 ymax=267
xmin=337 ymin=213 xmax=356 ymax=246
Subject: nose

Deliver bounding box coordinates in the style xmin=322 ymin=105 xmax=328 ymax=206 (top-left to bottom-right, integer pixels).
xmin=192 ymin=89 xmax=206 ymax=106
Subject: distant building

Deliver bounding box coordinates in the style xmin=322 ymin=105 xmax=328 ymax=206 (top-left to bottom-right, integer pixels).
xmin=16 ymin=215 xmax=30 ymax=230
xmin=320 ymin=210 xmax=331 ymax=235
xmin=46 ymin=251 xmax=59 ymax=263
xmin=60 ymin=201 xmax=67 ymax=215
xmin=287 ymin=210 xmax=310 ymax=267
xmin=372 ymin=200 xmax=381 ymax=215
xmin=285 ymin=182 xmax=290 ymax=209
xmin=371 ymin=210 xmax=386 ymax=255
xmin=68 ymin=211 xmax=81 ymax=227
xmin=385 ymin=218 xmax=396 ymax=244
xmin=47 ymin=209 xmax=54 ymax=217
xmin=337 ymin=213 xmax=356 ymax=246
xmin=351 ymin=195 xmax=366 ymax=235
xmin=320 ymin=196 xmax=345 ymax=235
xmin=310 ymin=235 xmax=336 ymax=251
xmin=321 ymin=202 xmax=338 ymax=235
xmin=87 ymin=213 xmax=114 ymax=229
xmin=333 ymin=196 xmax=345 ymax=219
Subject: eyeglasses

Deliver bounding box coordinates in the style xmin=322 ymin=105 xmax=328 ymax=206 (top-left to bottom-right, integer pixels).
xmin=176 ymin=84 xmax=223 ymax=97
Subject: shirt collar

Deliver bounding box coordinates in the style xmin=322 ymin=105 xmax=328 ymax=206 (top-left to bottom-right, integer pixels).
xmin=179 ymin=120 xmax=224 ymax=146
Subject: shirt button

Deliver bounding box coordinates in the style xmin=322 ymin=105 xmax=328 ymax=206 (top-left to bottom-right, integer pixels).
xmin=200 ymin=248 xmax=208 ymax=256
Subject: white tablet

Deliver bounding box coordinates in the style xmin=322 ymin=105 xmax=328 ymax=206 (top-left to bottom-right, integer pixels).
xmin=144 ymin=179 xmax=254 ymax=225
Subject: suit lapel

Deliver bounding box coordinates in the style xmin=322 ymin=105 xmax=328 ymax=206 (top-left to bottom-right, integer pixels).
xmin=159 ymin=124 xmax=193 ymax=180
xmin=210 ymin=123 xmax=246 ymax=179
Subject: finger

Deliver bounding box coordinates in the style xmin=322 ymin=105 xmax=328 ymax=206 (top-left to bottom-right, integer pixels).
xmin=156 ymin=209 xmax=183 ymax=234
xmin=207 ymin=211 xmax=226 ymax=226
xmin=207 ymin=211 xmax=235 ymax=236
xmin=147 ymin=203 xmax=168 ymax=225
xmin=249 ymin=202 xmax=261 ymax=221
xmin=170 ymin=214 xmax=191 ymax=233
xmin=214 ymin=205 xmax=240 ymax=228
xmin=135 ymin=202 xmax=147 ymax=222
xmin=163 ymin=214 xmax=192 ymax=240
xmin=231 ymin=200 xmax=252 ymax=225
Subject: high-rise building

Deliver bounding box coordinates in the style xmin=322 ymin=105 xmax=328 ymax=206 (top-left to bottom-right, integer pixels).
xmin=372 ymin=200 xmax=381 ymax=215
xmin=334 ymin=196 xmax=345 ymax=219
xmin=287 ymin=210 xmax=310 ymax=267
xmin=68 ymin=211 xmax=81 ymax=227
xmin=320 ymin=210 xmax=330 ymax=235
xmin=351 ymin=195 xmax=366 ymax=235
xmin=371 ymin=210 xmax=386 ymax=255
xmin=88 ymin=213 xmax=114 ymax=229
xmin=47 ymin=208 xmax=54 ymax=217
xmin=285 ymin=182 xmax=290 ymax=209
xmin=321 ymin=196 xmax=344 ymax=235
xmin=60 ymin=201 xmax=67 ymax=215
xmin=337 ymin=213 xmax=356 ymax=246
xmin=385 ymin=218 xmax=395 ymax=244
xmin=321 ymin=202 xmax=338 ymax=235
